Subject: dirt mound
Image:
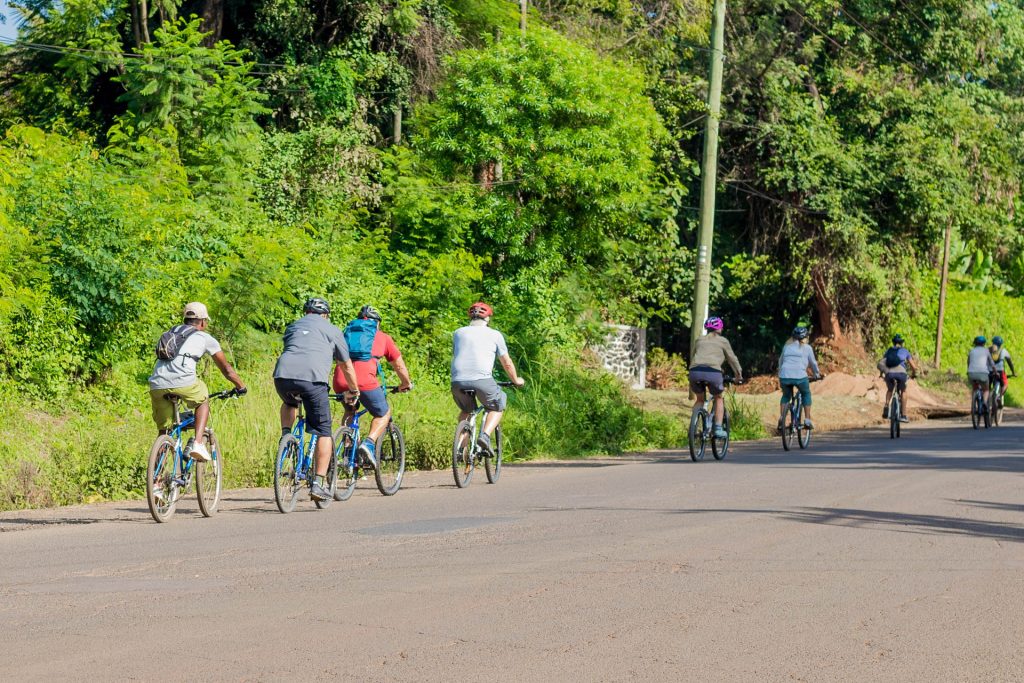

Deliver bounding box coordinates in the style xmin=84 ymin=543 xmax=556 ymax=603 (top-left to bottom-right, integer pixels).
xmin=815 ymin=371 xmax=959 ymax=416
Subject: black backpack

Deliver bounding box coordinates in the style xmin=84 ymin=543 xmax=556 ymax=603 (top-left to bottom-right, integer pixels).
xmin=155 ymin=324 xmax=199 ymax=361
xmin=883 ymin=346 xmax=904 ymax=369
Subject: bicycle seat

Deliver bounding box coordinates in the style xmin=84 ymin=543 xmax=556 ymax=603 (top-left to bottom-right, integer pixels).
xmin=461 ymin=389 xmax=477 ymax=397
xmin=164 ymin=393 xmax=182 ymax=402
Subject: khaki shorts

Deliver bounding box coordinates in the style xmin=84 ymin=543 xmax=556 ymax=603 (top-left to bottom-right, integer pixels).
xmin=150 ymin=380 xmax=209 ymax=430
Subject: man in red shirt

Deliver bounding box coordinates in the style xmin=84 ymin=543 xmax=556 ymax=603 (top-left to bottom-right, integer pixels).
xmin=332 ymin=305 xmax=412 ymax=465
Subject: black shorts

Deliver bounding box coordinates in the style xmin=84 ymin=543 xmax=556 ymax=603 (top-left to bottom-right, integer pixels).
xmin=884 ymin=372 xmax=908 ymax=393
xmin=274 ymin=377 xmax=332 ymax=437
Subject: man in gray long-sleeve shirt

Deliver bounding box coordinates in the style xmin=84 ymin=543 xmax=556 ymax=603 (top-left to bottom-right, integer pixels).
xmin=273 ymin=297 xmax=359 ymax=502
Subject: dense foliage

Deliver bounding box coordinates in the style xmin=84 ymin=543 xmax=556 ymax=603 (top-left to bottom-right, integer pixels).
xmin=0 ymin=0 xmax=1022 ymax=507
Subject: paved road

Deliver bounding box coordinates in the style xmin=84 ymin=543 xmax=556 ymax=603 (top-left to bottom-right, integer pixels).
xmin=2 ymin=418 xmax=1023 ymax=682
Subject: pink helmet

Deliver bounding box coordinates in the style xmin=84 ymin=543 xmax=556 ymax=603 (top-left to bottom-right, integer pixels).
xmin=704 ymin=316 xmax=724 ymax=332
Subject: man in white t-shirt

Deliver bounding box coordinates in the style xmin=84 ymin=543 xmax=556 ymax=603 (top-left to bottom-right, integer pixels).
xmin=148 ymin=302 xmax=246 ymax=462
xmin=450 ymin=302 xmax=525 ymax=455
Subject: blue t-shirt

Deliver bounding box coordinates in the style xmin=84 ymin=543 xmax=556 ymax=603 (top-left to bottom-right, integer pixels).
xmin=884 ymin=347 xmax=912 ymax=373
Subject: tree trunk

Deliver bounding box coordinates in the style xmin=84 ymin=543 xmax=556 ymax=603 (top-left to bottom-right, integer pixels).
xmin=811 ymin=267 xmax=843 ymax=340
xmin=935 ymin=216 xmax=954 ymax=367
xmin=139 ymin=0 xmax=151 ymax=44
xmin=130 ymin=0 xmax=143 ymax=49
xmin=201 ymin=0 xmax=226 ymax=46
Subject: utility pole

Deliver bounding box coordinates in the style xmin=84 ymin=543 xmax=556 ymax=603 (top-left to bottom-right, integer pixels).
xmin=935 ymin=216 xmax=953 ymax=367
xmin=689 ymin=0 xmax=726 ymax=355
xmin=520 ymin=0 xmax=527 ymax=39
xmin=393 ymin=104 xmax=403 ymax=145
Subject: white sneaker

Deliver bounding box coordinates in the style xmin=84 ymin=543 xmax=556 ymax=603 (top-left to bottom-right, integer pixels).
xmin=189 ymin=442 xmax=212 ymax=462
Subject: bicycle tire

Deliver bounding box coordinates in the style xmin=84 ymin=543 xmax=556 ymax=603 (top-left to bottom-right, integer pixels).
xmin=712 ymin=412 xmax=730 ymax=460
xmin=274 ymin=434 xmax=301 ymax=514
xmin=485 ymin=425 xmax=503 ymax=483
xmin=332 ymin=426 xmax=357 ymax=502
xmin=452 ymin=420 xmax=475 ymax=487
xmin=374 ymin=422 xmax=406 ymax=496
xmin=781 ymin=405 xmax=793 ymax=451
xmin=798 ymin=409 xmax=811 ymax=449
xmin=983 ymin=399 xmax=991 ymax=428
xmin=889 ymin=397 xmax=899 ymax=439
xmin=688 ymin=410 xmax=707 ymax=462
xmin=195 ymin=430 xmax=222 ymax=517
xmin=314 ymin=436 xmax=339 ymax=509
xmin=147 ymin=435 xmax=178 ymax=523
xmin=971 ymin=392 xmax=981 ymax=430
xmin=995 ymin=391 xmax=1004 ymax=426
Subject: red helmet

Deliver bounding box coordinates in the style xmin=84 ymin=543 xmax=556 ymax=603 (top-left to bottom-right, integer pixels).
xmin=468 ymin=301 xmax=493 ymax=319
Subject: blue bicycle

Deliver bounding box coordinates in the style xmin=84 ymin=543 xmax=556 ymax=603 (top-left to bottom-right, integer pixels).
xmin=273 ymin=393 xmax=345 ymax=513
xmin=332 ymin=387 xmax=407 ymax=500
xmin=146 ymin=388 xmax=244 ymax=523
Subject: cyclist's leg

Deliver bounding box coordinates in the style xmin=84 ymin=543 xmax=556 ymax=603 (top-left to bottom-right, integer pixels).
xmin=298 ymin=382 xmax=333 ymax=477
xmin=451 ymin=382 xmax=478 ymax=448
xmin=896 ymin=375 xmax=908 ymax=417
xmin=883 ymin=375 xmax=897 ymax=417
xmin=475 ymin=380 xmax=508 ymax=437
xmin=149 ymin=388 xmax=175 ymax=436
xmin=274 ymin=378 xmax=301 ymax=434
xmin=797 ymin=378 xmax=813 ymax=424
xmin=175 ymin=380 xmax=210 ymax=456
xmin=778 ymin=381 xmax=793 ymax=425
xmin=361 ymin=388 xmax=392 ymax=442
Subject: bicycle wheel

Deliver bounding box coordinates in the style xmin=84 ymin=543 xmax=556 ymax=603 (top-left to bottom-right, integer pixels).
xmin=452 ymin=420 xmax=475 ymax=487
xmin=274 ymin=434 xmax=302 ymax=514
xmin=712 ymin=412 xmax=730 ymax=460
xmin=995 ymin=390 xmax=1004 ymax=426
xmin=147 ymin=435 xmax=179 ymax=523
xmin=195 ymin=430 xmax=222 ymax=517
xmin=374 ymin=422 xmax=406 ymax=496
xmin=485 ymin=425 xmax=503 ymax=484
xmin=983 ymin=397 xmax=991 ymax=428
xmin=797 ymin=404 xmax=811 ymax=449
xmin=332 ymin=426 xmax=357 ymax=502
xmin=688 ymin=410 xmax=707 ymax=462
xmin=971 ymin=393 xmax=981 ymax=430
xmin=314 ymin=436 xmax=339 ymax=510
xmin=781 ymin=405 xmax=794 ymax=451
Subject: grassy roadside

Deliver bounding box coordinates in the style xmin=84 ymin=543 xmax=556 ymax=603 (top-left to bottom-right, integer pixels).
xmin=0 ymin=356 xmax=684 ymax=511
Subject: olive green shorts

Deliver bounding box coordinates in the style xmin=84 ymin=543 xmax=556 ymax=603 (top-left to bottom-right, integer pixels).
xmin=150 ymin=380 xmax=209 ymax=430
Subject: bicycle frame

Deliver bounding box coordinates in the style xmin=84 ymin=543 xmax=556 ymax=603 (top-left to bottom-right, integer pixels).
xmin=154 ymin=401 xmax=198 ymax=491
xmin=287 ymin=414 xmax=320 ymax=484
xmin=340 ymin=407 xmax=370 ymax=470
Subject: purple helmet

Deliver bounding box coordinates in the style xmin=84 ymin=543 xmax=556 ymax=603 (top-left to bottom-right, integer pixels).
xmin=704 ymin=316 xmax=724 ymax=332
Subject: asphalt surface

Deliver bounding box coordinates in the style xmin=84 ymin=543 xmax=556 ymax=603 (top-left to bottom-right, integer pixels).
xmin=2 ymin=417 xmax=1023 ymax=682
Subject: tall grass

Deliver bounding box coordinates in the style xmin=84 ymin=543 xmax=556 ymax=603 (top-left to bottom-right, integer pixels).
xmin=0 ymin=354 xmax=682 ymax=511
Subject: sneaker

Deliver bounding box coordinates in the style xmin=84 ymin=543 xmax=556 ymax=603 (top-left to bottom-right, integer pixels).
xmin=899 ymin=415 xmax=909 ymax=423
xmin=882 ymin=407 xmax=889 ymax=419
xmin=310 ymin=480 xmax=331 ymax=502
xmin=476 ymin=432 xmax=494 ymax=456
xmin=713 ymin=425 xmax=728 ymax=439
xmin=803 ymin=420 xmax=814 ymax=430
xmin=776 ymin=420 xmax=785 ymax=433
xmin=189 ymin=441 xmax=211 ymax=462
xmin=357 ymin=440 xmax=376 ymax=469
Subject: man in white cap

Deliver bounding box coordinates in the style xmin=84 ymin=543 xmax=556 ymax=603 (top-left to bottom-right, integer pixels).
xmin=148 ymin=302 xmax=246 ymax=461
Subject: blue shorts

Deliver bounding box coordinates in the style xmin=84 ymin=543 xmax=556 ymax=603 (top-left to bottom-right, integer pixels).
xmin=779 ymin=378 xmax=812 ymax=406
xmin=274 ymin=378 xmax=332 ymax=437
xmin=688 ymin=368 xmax=725 ymax=396
xmin=354 ymin=387 xmax=390 ymax=418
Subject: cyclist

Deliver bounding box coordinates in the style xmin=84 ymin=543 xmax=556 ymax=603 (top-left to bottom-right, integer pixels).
xmin=967 ymin=335 xmax=997 ymax=412
xmin=878 ymin=334 xmax=918 ymax=422
xmin=332 ymin=305 xmax=413 ymax=466
xmin=148 ymin=302 xmax=246 ymax=462
xmin=688 ymin=316 xmax=743 ymax=439
xmin=273 ymin=298 xmax=359 ymax=502
xmin=989 ymin=335 xmax=1016 ymax=393
xmin=777 ymin=326 xmax=821 ymax=432
xmin=451 ymin=302 xmax=525 ymax=457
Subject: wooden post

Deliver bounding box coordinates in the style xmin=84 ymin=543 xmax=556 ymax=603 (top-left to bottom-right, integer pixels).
xmin=935 ymin=216 xmax=953 ymax=367
xmin=520 ymin=0 xmax=527 ymax=39
xmin=392 ymin=105 xmax=402 ymax=145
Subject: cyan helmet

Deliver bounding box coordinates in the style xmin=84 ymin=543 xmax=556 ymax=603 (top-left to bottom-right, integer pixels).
xmin=892 ymin=334 xmax=905 ymax=345
xmin=974 ymin=335 xmax=987 ymax=346
xmin=993 ymin=335 xmax=1004 ymax=346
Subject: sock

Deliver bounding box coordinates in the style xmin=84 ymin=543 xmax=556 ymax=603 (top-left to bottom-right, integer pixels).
xmin=314 ymin=475 xmax=325 ymax=486
xmin=281 ymin=427 xmax=291 ymax=436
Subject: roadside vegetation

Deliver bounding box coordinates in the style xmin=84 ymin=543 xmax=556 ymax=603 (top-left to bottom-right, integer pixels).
xmin=0 ymin=0 xmax=1022 ymax=509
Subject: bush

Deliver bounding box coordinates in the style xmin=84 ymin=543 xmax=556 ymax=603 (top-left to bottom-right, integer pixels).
xmin=646 ymin=347 xmax=688 ymax=390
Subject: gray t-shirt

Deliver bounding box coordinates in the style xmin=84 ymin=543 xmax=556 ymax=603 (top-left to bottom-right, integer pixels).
xmin=148 ymin=330 xmax=222 ymax=390
xmin=451 ymin=322 xmax=509 ymax=382
xmin=273 ymin=314 xmax=351 ymax=384
xmin=778 ymin=340 xmax=820 ymax=380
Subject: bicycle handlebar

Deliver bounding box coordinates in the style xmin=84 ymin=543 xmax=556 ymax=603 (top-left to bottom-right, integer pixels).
xmin=722 ymin=376 xmax=745 ymax=386
xmin=210 ymin=388 xmax=246 ymax=400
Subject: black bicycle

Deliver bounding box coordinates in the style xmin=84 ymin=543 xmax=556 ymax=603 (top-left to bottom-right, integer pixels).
xmin=688 ymin=376 xmax=741 ymax=462
xmin=971 ymin=380 xmax=990 ymax=430
xmin=780 ymin=376 xmax=823 ymax=451
xmin=452 ymin=381 xmax=514 ymax=487
xmin=988 ymin=372 xmax=1013 ymax=427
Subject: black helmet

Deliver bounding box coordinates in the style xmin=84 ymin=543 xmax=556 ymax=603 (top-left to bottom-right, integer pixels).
xmin=358 ymin=305 xmax=382 ymax=322
xmin=791 ymin=326 xmax=809 ymax=340
xmin=892 ymin=334 xmax=905 ymax=345
xmin=303 ymin=297 xmax=331 ymax=316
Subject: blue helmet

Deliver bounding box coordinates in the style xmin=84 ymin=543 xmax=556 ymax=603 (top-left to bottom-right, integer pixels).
xmin=993 ymin=335 xmax=1004 ymax=346
xmin=791 ymin=326 xmax=809 ymax=340
xmin=974 ymin=335 xmax=987 ymax=346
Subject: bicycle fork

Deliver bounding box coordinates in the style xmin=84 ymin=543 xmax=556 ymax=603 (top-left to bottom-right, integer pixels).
xmin=299 ymin=435 xmax=319 ymax=482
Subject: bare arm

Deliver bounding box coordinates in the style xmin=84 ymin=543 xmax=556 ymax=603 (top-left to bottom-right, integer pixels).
xmin=339 ymin=360 xmax=359 ymax=394
xmin=391 ymin=355 xmax=412 ymax=390
xmin=498 ymin=354 xmax=525 ymax=387
xmin=1007 ymin=356 xmax=1016 ymax=376
xmin=211 ymin=351 xmax=245 ymax=390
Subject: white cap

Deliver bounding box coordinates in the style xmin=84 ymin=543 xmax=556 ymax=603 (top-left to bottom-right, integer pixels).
xmin=183 ymin=302 xmax=210 ymax=320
